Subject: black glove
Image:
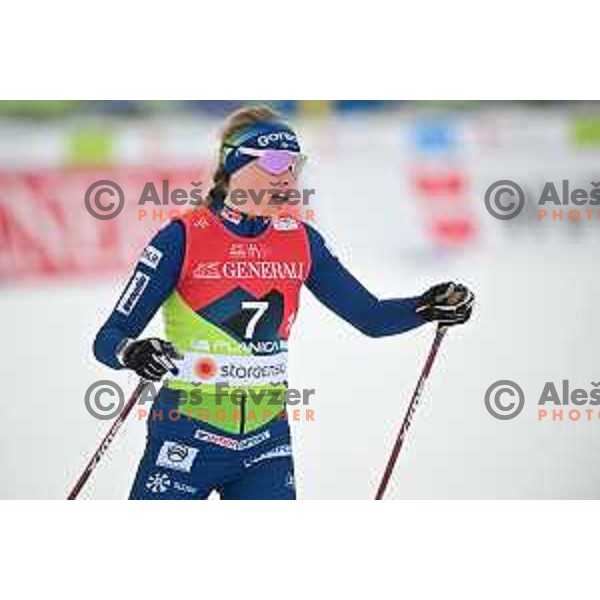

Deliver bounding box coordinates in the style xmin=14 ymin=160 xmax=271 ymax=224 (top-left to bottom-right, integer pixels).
xmin=416 ymin=282 xmax=474 ymax=326
xmin=118 ymin=338 xmax=183 ymax=381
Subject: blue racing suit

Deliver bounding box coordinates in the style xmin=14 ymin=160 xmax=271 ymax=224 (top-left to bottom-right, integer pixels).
xmin=94 ymin=199 xmax=426 ymax=499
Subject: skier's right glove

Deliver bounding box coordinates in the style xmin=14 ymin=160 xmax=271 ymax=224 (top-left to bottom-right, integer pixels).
xmin=416 ymin=282 xmax=475 ymax=326
xmin=117 ymin=338 xmax=183 ymax=381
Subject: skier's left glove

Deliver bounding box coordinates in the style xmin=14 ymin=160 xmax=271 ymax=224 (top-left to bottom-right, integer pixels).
xmin=117 ymin=338 xmax=183 ymax=381
xmin=416 ymin=282 xmax=475 ymax=326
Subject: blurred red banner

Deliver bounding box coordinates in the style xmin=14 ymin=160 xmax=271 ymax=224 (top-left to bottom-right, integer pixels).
xmin=0 ymin=166 xmax=207 ymax=283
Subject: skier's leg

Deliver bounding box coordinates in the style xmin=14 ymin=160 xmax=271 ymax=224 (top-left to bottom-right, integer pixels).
xmin=220 ymin=440 xmax=296 ymax=500
xmin=129 ymin=392 xmax=217 ymax=500
xmin=128 ymin=429 xmax=214 ymax=500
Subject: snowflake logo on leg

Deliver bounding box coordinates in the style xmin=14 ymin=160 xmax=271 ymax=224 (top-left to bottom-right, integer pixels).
xmin=145 ymin=472 xmax=171 ymax=494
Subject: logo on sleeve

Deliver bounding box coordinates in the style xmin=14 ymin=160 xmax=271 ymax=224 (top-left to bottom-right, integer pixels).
xmin=116 ymin=271 xmax=150 ymax=316
xmin=139 ymin=244 xmax=163 ymax=270
xmin=272 ymin=216 xmax=299 ymax=231
xmin=156 ymin=441 xmax=198 ymax=473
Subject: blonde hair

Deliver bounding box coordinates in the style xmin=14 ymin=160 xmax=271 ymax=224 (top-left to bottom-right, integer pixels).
xmin=207 ymin=104 xmax=285 ymax=204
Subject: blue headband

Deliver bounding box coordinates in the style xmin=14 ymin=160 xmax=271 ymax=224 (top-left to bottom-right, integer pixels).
xmin=220 ymin=121 xmax=301 ymax=176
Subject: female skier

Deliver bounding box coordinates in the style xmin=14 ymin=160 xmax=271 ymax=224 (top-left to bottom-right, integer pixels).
xmin=94 ymin=105 xmax=474 ymax=500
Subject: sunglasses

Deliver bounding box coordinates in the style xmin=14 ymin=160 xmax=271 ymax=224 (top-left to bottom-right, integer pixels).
xmin=236 ymin=147 xmax=307 ymax=177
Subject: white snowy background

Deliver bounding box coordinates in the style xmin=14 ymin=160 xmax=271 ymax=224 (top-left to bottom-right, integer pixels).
xmin=1 ymin=105 xmax=599 ymax=499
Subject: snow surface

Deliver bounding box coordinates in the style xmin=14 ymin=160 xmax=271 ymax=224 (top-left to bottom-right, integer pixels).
xmin=1 ymin=242 xmax=598 ymax=499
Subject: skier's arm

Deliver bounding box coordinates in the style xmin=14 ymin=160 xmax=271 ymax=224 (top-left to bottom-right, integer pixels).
xmin=304 ymin=224 xmax=427 ymax=337
xmin=93 ymin=220 xmax=185 ymax=370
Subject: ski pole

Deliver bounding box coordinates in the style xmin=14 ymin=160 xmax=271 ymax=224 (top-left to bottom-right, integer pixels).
xmin=375 ymin=325 xmax=448 ymax=500
xmin=67 ymin=379 xmax=149 ymax=500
